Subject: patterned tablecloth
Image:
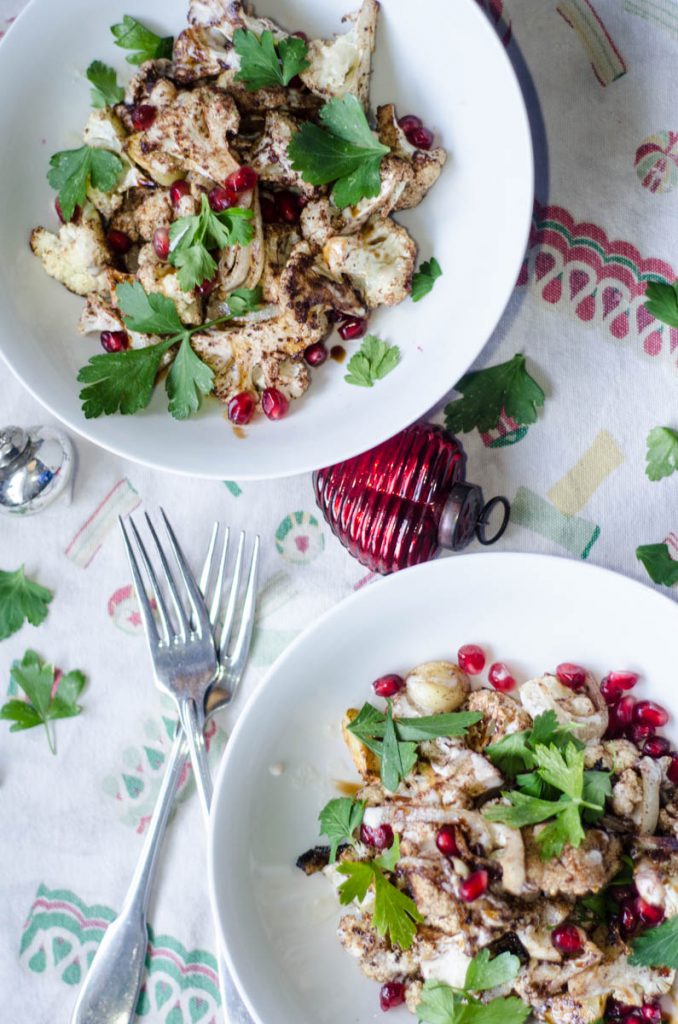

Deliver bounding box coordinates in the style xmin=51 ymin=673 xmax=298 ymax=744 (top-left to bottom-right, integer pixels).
xmin=3 ymin=0 xmax=678 ymax=1020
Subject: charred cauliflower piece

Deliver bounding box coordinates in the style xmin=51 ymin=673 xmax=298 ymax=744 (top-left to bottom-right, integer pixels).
xmin=173 ymin=26 xmax=236 ymax=83
xmin=466 ymin=690 xmax=532 ymax=752
xmin=524 ymin=827 xmax=622 ymax=897
xmin=30 ymin=206 xmax=112 ymax=297
xmin=323 ymin=217 xmax=417 ymax=308
xmin=260 ymin=223 xmax=303 ymax=304
xmin=190 ymin=311 xmax=320 ymax=404
xmin=188 ymin=0 xmax=285 ymax=40
xmin=136 ymin=244 xmax=201 ymax=325
xmin=377 ymin=103 xmax=447 ymax=209
xmin=109 ymin=188 xmax=173 ymax=244
xmin=131 ymin=86 xmax=241 ymax=184
xmin=248 ymin=112 xmax=319 ymax=196
xmin=567 ymin=955 xmax=674 ymax=1006
xmin=519 ymin=672 xmax=608 ymax=742
xmin=279 ymin=241 xmax=367 ymax=324
xmin=300 ymin=0 xmax=378 ymax=108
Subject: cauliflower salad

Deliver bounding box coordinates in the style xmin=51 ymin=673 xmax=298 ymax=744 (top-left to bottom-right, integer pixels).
xmin=299 ymin=648 xmax=678 ymax=1022
xmin=30 ymin=1 xmax=446 ymax=425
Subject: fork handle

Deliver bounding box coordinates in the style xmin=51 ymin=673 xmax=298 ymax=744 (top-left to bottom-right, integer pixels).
xmin=179 ymin=696 xmax=213 ymax=820
xmin=70 ymin=727 xmax=188 ymax=1024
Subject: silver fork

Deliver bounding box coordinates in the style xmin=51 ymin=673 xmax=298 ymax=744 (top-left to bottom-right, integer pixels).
xmin=71 ymin=519 xmax=259 ymax=1024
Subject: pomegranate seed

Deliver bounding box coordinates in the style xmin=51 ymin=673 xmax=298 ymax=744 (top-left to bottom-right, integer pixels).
xmin=373 ymin=674 xmax=405 ymax=697
xmin=360 ymin=823 xmax=394 ymax=850
xmin=275 ymin=190 xmax=302 ymax=224
xmin=100 ymin=330 xmax=129 ymax=353
xmin=338 ymin=317 xmax=368 ymax=342
xmin=398 ymin=115 xmax=423 ymax=134
xmin=607 ymin=670 xmax=639 ymax=691
xmin=629 ymin=723 xmax=655 ymax=744
xmin=227 ymin=391 xmax=255 ymax=425
xmin=106 ymin=229 xmax=132 ymax=255
xmin=458 ymin=644 xmax=485 ymax=675
xmin=635 ymin=897 xmax=665 ymax=927
xmin=408 ymin=125 xmax=434 ymax=149
xmin=601 ymin=676 xmax=625 ymax=705
xmin=668 ymin=754 xmax=678 ymax=784
xmin=153 ymin=227 xmax=170 ymax=261
xmin=435 ymin=825 xmax=460 ymax=857
xmin=459 ymin=869 xmax=488 ymax=902
xmin=607 ymin=695 xmax=636 ymax=737
xmin=641 ymin=1004 xmax=662 ymax=1024
xmin=291 ymin=29 xmax=308 ymax=40
xmin=304 ymin=342 xmax=328 ymax=367
xmin=196 ymin=274 xmax=217 ymax=298
xmin=556 ymin=663 xmax=586 ymax=690
xmin=634 ymin=701 xmax=669 ymax=728
xmin=328 ymin=309 xmax=347 ymax=323
xmin=227 ymin=165 xmax=258 ymax=195
xmin=626 ymin=1013 xmax=645 ymax=1024
xmin=619 ymin=899 xmax=639 ymax=936
xmin=131 ymin=104 xmax=157 ymax=131
xmin=488 ymin=662 xmax=516 ymax=692
xmin=261 ymin=387 xmax=288 ymax=420
xmin=260 ymin=195 xmax=276 ymax=223
xmin=209 ymin=185 xmax=237 ymax=212
xmin=170 ymin=180 xmax=191 ymax=206
xmin=551 ymin=923 xmax=584 ymax=955
xmin=379 ymin=982 xmax=405 ymax=1012
xmin=643 ymin=735 xmax=671 ymax=758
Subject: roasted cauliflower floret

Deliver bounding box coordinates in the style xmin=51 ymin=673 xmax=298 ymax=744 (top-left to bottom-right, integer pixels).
xmin=466 ymin=690 xmax=532 ymax=752
xmin=136 ymin=244 xmax=201 ymax=325
xmin=173 ymin=26 xmax=236 ymax=83
xmin=78 ymin=294 xmax=164 ymax=354
xmin=524 ymin=827 xmax=622 ymax=897
xmin=188 ymin=0 xmax=285 ymax=41
xmin=519 ymin=673 xmax=608 ymax=742
xmin=260 ymin=223 xmax=302 ymax=304
xmin=279 ymin=241 xmax=367 ymax=324
xmin=108 ymin=188 xmax=173 ymax=243
xmin=323 ymin=217 xmax=417 ymax=308
xmin=567 ymin=955 xmax=675 ymax=1006
xmin=134 ymin=86 xmax=241 ymax=183
xmin=248 ymin=111 xmax=318 ymax=196
xmin=30 ymin=206 xmax=112 ymax=297
xmin=377 ymin=102 xmax=447 ymax=209
xmin=300 ymin=0 xmax=378 ymax=107
xmin=190 ymin=310 xmax=322 ymax=404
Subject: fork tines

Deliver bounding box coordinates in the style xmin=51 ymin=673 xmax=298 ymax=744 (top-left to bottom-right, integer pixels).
xmin=200 ymin=523 xmax=260 ymax=667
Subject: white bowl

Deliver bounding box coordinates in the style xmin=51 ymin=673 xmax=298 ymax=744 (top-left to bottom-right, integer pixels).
xmin=208 ymin=553 xmax=678 ymax=1024
xmin=0 ymin=0 xmax=533 ymax=479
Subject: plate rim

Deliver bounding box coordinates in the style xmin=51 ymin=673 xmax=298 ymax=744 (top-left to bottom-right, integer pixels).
xmin=207 ymin=551 xmax=678 ymax=1023
xmin=0 ymin=0 xmax=534 ymax=480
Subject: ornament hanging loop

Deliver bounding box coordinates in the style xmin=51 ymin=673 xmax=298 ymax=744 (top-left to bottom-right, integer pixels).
xmin=476 ymin=495 xmax=511 ymax=546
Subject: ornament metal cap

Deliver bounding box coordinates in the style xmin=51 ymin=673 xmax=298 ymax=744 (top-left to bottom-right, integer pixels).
xmin=438 ymin=482 xmax=511 ymax=552
xmin=0 ymin=424 xmax=75 ymax=516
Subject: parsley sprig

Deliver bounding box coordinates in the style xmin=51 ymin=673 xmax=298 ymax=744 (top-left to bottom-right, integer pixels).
xmin=646 ymin=426 xmax=678 ymax=481
xmin=444 ymin=354 xmax=545 ymax=436
xmin=319 ymin=796 xmax=365 ymax=862
xmin=344 ymin=335 xmax=400 ymax=388
xmin=484 ymin=740 xmax=610 ymax=860
xmin=0 ymin=650 xmax=86 ymax=754
xmin=417 ymin=950 xmax=529 ymax=1024
xmin=0 ymin=567 xmax=52 ymax=641
xmin=337 ymin=834 xmax=423 ymax=949
xmin=86 ymin=61 xmax=124 ymax=109
xmin=233 ymin=28 xmax=310 ymax=91
xmin=288 ymin=95 xmax=391 ymax=208
xmin=630 ymin=915 xmax=678 ymax=969
xmin=48 ymin=146 xmax=123 ymax=222
xmin=111 ymin=15 xmax=173 ymax=65
xmin=169 ymin=194 xmax=255 ymax=292
xmin=77 ymin=282 xmax=261 ymax=420
xmin=412 ymin=258 xmax=443 ymax=303
xmin=636 ymin=543 xmax=678 ymax=587
xmin=348 ymin=701 xmax=482 ymax=793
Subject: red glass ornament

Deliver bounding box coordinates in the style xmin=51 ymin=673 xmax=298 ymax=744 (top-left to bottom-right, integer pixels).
xmin=313 ymin=423 xmax=509 ymax=574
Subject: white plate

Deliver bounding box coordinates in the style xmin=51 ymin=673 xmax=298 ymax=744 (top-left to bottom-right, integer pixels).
xmin=0 ymin=0 xmax=533 ymax=479
xmin=208 ymin=552 xmax=678 ymax=1024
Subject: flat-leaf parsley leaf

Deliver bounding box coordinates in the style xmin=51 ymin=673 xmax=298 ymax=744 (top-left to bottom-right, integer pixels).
xmin=646 ymin=426 xmax=678 ymax=481
xmin=344 ymin=335 xmax=400 ymax=388
xmin=636 ymin=543 xmax=678 ymax=587
xmin=629 ymin=915 xmax=678 ymax=969
xmin=411 ymin=257 xmax=442 ymax=302
xmin=644 ymin=280 xmax=678 ymax=329
xmin=0 ymin=649 xmax=86 ymax=754
xmin=233 ymin=28 xmax=310 ymax=90
xmin=111 ymin=15 xmax=173 ymax=65
xmin=288 ymin=95 xmax=391 ymax=208
xmin=444 ymin=354 xmax=544 ymax=435
xmin=318 ymin=796 xmax=366 ymax=862
xmin=169 ymin=194 xmax=254 ymax=291
xmin=86 ymin=60 xmax=124 ymax=108
xmin=47 ymin=145 xmax=123 ymax=221
xmin=0 ymin=567 xmax=53 ymax=641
